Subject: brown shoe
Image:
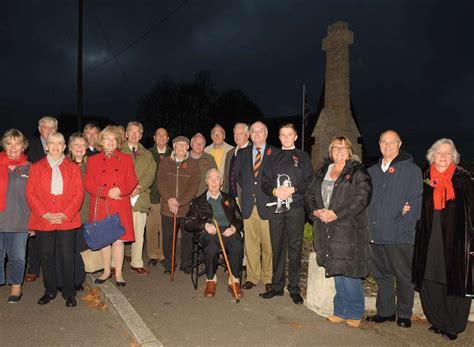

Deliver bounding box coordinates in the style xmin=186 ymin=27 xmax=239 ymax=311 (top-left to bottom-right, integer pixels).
xmin=131 ymin=267 xmax=149 ymax=275
xmin=204 ymin=281 xmax=217 ymax=298
xmin=228 ymin=283 xmax=243 ymax=298
xmin=346 ymin=319 xmax=361 ymax=328
xmin=327 ymin=315 xmax=346 ymax=324
xmin=25 ymin=273 xmax=38 ymax=282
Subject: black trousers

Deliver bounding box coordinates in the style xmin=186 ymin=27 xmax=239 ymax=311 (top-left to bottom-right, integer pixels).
xmin=27 ymin=235 xmax=41 ymax=275
xmin=370 ymin=243 xmax=415 ymax=319
xmin=268 ymin=207 xmax=305 ymax=294
xmin=420 ymin=280 xmax=471 ymax=334
xmin=37 ymin=230 xmax=76 ymax=298
xmin=55 ymin=228 xmax=87 ymax=288
xmin=199 ymin=230 xmax=243 ymax=280
xmin=162 ymin=215 xmax=193 ymax=272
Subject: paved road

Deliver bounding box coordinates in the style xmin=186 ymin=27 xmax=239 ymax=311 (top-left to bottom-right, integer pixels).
xmin=115 ymin=260 xmax=473 ymax=346
xmin=2 ymin=258 xmax=473 ymax=346
xmin=0 ymin=275 xmax=131 ymax=347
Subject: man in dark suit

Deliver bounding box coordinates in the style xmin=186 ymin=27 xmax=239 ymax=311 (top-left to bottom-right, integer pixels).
xmin=25 ymin=116 xmax=58 ymax=282
xmin=222 ymin=122 xmax=250 ymax=197
xmin=235 ymin=121 xmax=276 ymax=291
xmin=83 ymin=123 xmax=100 ymax=156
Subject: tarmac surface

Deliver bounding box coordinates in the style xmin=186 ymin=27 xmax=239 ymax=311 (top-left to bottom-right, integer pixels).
xmin=1 ymin=256 xmax=473 ymax=346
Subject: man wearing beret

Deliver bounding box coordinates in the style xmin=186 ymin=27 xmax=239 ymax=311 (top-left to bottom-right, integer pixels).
xmin=157 ymin=136 xmax=200 ymax=274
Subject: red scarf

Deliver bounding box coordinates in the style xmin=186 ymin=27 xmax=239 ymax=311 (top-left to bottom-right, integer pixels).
xmin=430 ymin=162 xmax=456 ymax=210
xmin=0 ymin=151 xmax=29 ymax=212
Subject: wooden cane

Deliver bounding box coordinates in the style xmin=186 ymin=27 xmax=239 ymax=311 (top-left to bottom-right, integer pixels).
xmin=212 ymin=219 xmax=240 ymax=303
xmin=170 ymin=212 xmax=177 ymax=281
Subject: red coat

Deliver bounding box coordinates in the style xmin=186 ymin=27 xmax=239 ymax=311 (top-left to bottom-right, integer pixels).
xmin=84 ymin=150 xmax=138 ymax=242
xmin=27 ymin=157 xmax=84 ymax=231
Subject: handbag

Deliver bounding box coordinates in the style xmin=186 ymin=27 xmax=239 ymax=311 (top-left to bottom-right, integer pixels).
xmin=80 ymin=249 xmax=104 ymax=273
xmin=83 ymin=187 xmax=125 ymax=250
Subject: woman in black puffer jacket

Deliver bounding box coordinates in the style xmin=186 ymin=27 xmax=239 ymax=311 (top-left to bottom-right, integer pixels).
xmin=305 ymin=136 xmax=372 ymax=328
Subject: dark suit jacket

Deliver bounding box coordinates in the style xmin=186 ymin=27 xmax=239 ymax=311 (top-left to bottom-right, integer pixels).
xmin=27 ymin=136 xmax=47 ymax=163
xmin=235 ymin=144 xmax=277 ymax=220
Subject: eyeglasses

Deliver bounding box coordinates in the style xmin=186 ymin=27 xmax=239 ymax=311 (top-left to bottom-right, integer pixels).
xmin=331 ymin=146 xmax=350 ymax=152
xmin=212 ymin=131 xmax=224 ymax=135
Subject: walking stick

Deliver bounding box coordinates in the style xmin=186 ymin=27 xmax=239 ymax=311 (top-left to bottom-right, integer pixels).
xmin=212 ymin=219 xmax=240 ymax=303
xmin=170 ymin=212 xmax=177 ymax=282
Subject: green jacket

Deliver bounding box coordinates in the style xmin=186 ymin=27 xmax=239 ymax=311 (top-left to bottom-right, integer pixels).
xmin=148 ymin=145 xmax=173 ymax=204
xmin=67 ymin=154 xmax=90 ymax=223
xmin=120 ymin=143 xmax=157 ymax=213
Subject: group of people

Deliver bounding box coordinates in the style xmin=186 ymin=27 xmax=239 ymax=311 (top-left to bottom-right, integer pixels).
xmin=0 ymin=116 xmax=472 ymax=340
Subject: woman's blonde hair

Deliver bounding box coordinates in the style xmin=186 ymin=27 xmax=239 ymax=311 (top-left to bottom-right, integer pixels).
xmin=328 ymin=136 xmax=354 ymax=161
xmin=97 ymin=125 xmax=121 ymax=150
xmin=1 ymin=128 xmax=29 ymax=151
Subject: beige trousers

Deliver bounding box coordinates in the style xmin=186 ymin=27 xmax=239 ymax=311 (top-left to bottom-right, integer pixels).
xmin=145 ymin=203 xmax=165 ymax=261
xmin=125 ymin=211 xmax=147 ymax=268
xmin=243 ymin=206 xmax=272 ymax=284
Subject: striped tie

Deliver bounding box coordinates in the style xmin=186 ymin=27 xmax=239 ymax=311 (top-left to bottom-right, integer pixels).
xmin=253 ymin=147 xmax=261 ymax=177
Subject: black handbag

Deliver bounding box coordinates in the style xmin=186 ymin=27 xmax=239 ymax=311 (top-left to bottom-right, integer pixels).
xmin=83 ymin=187 xmax=125 ymax=251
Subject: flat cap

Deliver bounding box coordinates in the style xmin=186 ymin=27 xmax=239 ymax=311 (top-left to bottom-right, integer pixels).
xmin=172 ymin=135 xmax=190 ymax=144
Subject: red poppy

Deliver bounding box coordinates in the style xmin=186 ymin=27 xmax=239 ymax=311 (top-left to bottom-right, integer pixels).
xmin=431 ymin=179 xmax=439 ymax=187
xmin=388 ymin=167 xmax=395 ymax=174
xmin=292 ymin=155 xmax=299 ymax=161
xmin=266 ymin=148 xmax=272 ymax=156
xmin=181 ymin=162 xmax=188 ymax=169
xmin=345 ymin=175 xmax=351 ymax=180
xmin=224 ymin=200 xmax=230 ymax=206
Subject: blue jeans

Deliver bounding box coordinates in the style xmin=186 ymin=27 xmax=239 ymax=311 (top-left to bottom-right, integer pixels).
xmin=333 ymin=276 xmax=365 ymax=320
xmin=0 ymin=232 xmax=29 ymax=285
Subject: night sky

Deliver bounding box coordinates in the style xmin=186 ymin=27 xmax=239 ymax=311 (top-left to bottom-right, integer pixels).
xmin=2 ymin=0 xmax=473 ymax=161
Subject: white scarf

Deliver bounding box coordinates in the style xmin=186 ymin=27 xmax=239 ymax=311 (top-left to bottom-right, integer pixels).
xmin=47 ymin=154 xmax=64 ymax=195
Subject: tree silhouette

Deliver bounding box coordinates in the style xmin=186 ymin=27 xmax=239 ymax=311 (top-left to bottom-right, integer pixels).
xmin=137 ymin=71 xmax=261 ymax=144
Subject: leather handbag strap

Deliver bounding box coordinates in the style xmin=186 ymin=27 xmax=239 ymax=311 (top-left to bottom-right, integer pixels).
xmin=92 ymin=186 xmax=110 ymax=222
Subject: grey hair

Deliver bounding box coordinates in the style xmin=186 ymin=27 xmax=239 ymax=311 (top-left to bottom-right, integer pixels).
xmin=126 ymin=121 xmax=144 ymax=134
xmin=47 ymin=132 xmax=65 ymax=144
xmin=426 ymin=138 xmax=460 ymax=165
xmin=205 ymin=167 xmax=221 ymax=180
xmin=38 ymin=116 xmax=58 ymax=129
xmin=234 ymin=122 xmax=249 ymax=133
xmin=191 ymin=132 xmax=206 ymax=146
xmin=250 ymin=121 xmax=268 ymax=136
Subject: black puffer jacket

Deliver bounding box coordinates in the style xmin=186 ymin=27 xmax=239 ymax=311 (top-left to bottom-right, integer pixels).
xmin=305 ymin=160 xmax=372 ymax=279
xmin=184 ymin=190 xmax=243 ymax=234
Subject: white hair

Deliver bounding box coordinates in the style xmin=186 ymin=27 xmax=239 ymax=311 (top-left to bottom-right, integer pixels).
xmin=426 ymin=138 xmax=460 ymax=165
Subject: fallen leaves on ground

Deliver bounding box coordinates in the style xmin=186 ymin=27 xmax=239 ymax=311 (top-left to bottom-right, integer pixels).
xmin=81 ymin=285 xmax=107 ymax=311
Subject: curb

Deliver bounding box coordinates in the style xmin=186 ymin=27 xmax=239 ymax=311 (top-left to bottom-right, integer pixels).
xmin=85 ymin=274 xmax=163 ymax=347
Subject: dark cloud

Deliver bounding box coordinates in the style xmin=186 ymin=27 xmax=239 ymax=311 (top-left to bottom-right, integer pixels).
xmin=1 ymin=0 xmax=473 ymax=160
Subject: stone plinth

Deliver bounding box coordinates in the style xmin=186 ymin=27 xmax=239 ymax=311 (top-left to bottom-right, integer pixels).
xmin=305 ymin=252 xmax=335 ymax=317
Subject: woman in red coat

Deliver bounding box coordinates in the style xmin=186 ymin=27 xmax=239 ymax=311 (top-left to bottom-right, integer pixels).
xmin=85 ymin=126 xmax=137 ymax=286
xmin=27 ymin=132 xmax=84 ymax=307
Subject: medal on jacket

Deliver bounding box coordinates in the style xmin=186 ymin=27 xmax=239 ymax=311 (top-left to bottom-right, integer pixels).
xmin=293 ymin=155 xmax=299 ymax=168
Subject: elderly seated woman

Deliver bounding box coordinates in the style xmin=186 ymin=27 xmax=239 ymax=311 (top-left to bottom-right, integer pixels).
xmin=185 ymin=168 xmax=244 ymax=298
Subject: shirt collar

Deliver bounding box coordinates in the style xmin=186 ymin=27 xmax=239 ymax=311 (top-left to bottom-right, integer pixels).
xmin=206 ymin=190 xmax=221 ymax=200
